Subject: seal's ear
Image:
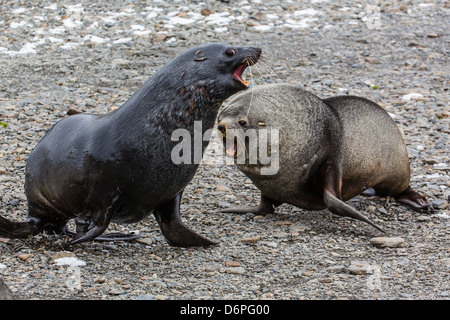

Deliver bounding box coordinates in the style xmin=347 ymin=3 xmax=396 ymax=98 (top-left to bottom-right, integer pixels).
xmin=194 ymin=50 xmax=208 ymax=62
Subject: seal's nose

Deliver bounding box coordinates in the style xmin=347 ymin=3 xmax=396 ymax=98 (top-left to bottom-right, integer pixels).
xmin=218 ymin=122 xmax=226 ymax=134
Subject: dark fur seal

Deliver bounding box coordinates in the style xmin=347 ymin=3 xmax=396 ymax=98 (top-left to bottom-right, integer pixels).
xmin=217 ymin=84 xmax=432 ymax=231
xmin=0 ymin=43 xmax=261 ymax=247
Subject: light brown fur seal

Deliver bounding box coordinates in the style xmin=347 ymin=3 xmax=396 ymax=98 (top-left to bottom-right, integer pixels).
xmin=217 ymin=84 xmax=432 ymax=231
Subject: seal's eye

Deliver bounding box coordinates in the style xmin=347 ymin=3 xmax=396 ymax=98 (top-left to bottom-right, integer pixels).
xmin=226 ymin=49 xmax=236 ymax=57
xmin=238 ymin=120 xmax=247 ymax=126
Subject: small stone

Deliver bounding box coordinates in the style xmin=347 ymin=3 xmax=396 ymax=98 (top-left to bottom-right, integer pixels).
xmin=261 ymin=241 xmax=278 ymax=248
xmin=364 ymin=57 xmax=381 ymax=64
xmin=289 ymin=223 xmax=311 ymax=232
xmin=67 ymin=108 xmax=82 ymax=115
xmin=111 ymin=58 xmax=129 ymax=66
xmin=217 ymin=185 xmax=231 ymax=192
xmin=225 ymin=267 xmax=245 ymax=275
xmin=417 ymin=216 xmax=431 ymax=222
xmin=326 ymin=265 xmax=346 ymax=273
xmin=51 ymin=251 xmax=76 ymax=260
xmin=348 ymin=261 xmax=373 ymax=275
xmin=109 ymin=289 xmax=123 ymax=295
xmin=201 ymin=8 xmax=213 ymax=16
xmin=18 ymin=254 xmax=32 ymax=261
xmin=136 ymin=237 xmax=153 ymax=245
xmin=239 ymin=236 xmax=260 ymax=244
xmin=225 ymin=261 xmax=240 ymax=267
xmin=318 ymin=277 xmax=334 ymax=283
xmin=370 ymin=237 xmax=405 ymax=248
xmin=154 ymin=34 xmax=167 ymax=42
xmin=431 ymin=199 xmax=447 ymax=209
xmin=136 ymin=293 xmax=157 ymax=300
xmin=205 ymin=264 xmax=220 ymax=272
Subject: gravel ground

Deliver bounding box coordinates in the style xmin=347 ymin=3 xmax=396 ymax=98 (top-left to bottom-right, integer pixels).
xmin=0 ymin=0 xmax=448 ymax=301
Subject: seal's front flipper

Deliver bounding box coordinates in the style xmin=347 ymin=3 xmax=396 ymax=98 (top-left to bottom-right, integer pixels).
xmin=154 ymin=192 xmax=216 ymax=247
xmin=394 ymin=186 xmax=435 ymax=212
xmin=219 ymin=194 xmax=281 ymax=215
xmin=324 ymin=189 xmax=385 ymax=233
xmin=70 ymin=193 xmax=122 ymax=245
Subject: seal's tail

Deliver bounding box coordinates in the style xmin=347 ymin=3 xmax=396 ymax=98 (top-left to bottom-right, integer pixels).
xmin=0 ymin=215 xmax=40 ymax=239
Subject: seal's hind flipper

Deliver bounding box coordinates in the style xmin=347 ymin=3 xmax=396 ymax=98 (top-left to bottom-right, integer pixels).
xmin=218 ymin=194 xmax=281 ymax=215
xmin=153 ymin=192 xmax=216 ymax=247
xmin=394 ymin=186 xmax=435 ymax=212
xmin=324 ymin=189 xmax=385 ymax=232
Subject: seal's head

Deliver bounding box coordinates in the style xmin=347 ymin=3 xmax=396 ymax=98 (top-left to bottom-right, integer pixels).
xmin=159 ymin=43 xmax=262 ymax=102
xmin=217 ymin=89 xmax=268 ymax=159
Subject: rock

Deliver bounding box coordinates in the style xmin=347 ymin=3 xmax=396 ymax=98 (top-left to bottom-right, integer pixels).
xmin=364 ymin=57 xmax=381 ymax=64
xmin=136 ymin=293 xmax=157 ymax=300
xmin=201 ymin=8 xmax=213 ymax=16
xmin=289 ymin=223 xmax=311 ymax=232
xmin=326 ymin=265 xmax=346 ymax=274
xmin=417 ymin=216 xmax=431 ymax=222
xmin=111 ymin=58 xmax=129 ymax=66
xmin=370 ymin=237 xmax=405 ymax=248
xmin=225 ymin=267 xmax=246 ymax=275
xmin=18 ymin=253 xmax=32 ymax=261
xmin=51 ymin=251 xmax=76 ymax=260
xmin=348 ymin=261 xmax=373 ymax=275
xmin=431 ymin=199 xmax=447 ymax=209
xmin=217 ymin=185 xmax=231 ymax=192
xmin=154 ymin=34 xmax=167 ymax=42
xmin=205 ymin=264 xmax=220 ymax=272
xmin=225 ymin=261 xmax=240 ymax=267
xmin=239 ymin=236 xmax=260 ymax=244
xmin=109 ymin=288 xmax=123 ymax=295
xmin=136 ymin=237 xmax=153 ymax=245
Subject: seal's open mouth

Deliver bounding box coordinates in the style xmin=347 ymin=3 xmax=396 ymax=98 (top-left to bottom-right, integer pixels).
xmin=224 ymin=136 xmax=238 ymax=158
xmin=233 ymin=65 xmax=250 ymax=87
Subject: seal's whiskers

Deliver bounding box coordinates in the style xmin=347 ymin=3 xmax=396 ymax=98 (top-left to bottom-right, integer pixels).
xmin=258 ymin=58 xmax=283 ymax=83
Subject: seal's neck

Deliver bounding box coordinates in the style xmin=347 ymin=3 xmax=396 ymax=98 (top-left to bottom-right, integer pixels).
xmin=109 ymin=69 xmax=221 ymax=135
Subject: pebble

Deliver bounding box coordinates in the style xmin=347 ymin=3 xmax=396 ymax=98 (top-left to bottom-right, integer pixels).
xmin=348 ymin=261 xmax=373 ymax=275
xmin=370 ymin=237 xmax=405 ymax=248
xmin=239 ymin=236 xmax=260 ymax=244
xmin=136 ymin=293 xmax=158 ymax=300
xmin=109 ymin=289 xmax=123 ymax=296
xmin=136 ymin=238 xmax=153 ymax=246
xmin=225 ymin=261 xmax=240 ymax=267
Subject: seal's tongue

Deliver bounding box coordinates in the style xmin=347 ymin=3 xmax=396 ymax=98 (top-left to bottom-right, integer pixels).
xmin=226 ymin=144 xmax=236 ymax=157
xmin=233 ymin=65 xmax=250 ymax=87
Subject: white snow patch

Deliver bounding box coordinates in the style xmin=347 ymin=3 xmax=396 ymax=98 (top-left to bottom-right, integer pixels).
xmin=113 ymin=37 xmax=133 ymax=44
xmin=10 ymin=21 xmax=31 ymax=29
xmin=44 ymin=3 xmax=57 ymax=10
xmin=53 ymin=257 xmax=86 ymax=267
xmin=12 ymin=8 xmax=27 ymax=14
xmin=214 ymin=27 xmax=228 ymax=33
xmin=293 ymin=8 xmax=322 ymax=16
xmin=60 ymin=42 xmax=80 ymax=50
xmin=401 ymin=93 xmax=424 ymax=101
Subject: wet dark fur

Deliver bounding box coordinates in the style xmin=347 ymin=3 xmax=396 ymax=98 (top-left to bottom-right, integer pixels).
xmin=0 ymin=43 xmax=261 ymax=246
